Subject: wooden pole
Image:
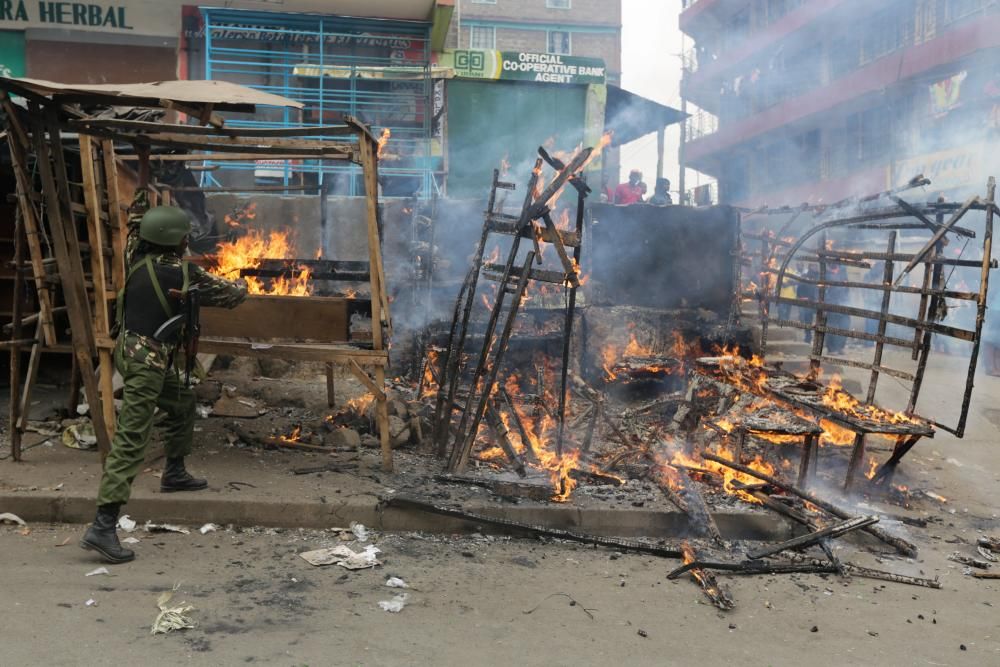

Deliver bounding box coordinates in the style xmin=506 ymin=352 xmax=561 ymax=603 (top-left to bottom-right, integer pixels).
xmin=31 ymin=106 xmax=112 ymax=456
xmin=702 ymin=451 xmax=918 ymax=557
xmin=955 ymin=177 xmax=996 ymax=437
xmin=8 ymin=207 xmax=24 ymax=460
xmin=358 ymin=132 xmax=392 ymax=472
xmin=866 ymin=231 xmax=896 ymax=404
xmin=79 ymin=134 xmax=116 ymax=443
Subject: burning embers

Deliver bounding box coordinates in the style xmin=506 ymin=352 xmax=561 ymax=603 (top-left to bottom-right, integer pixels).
xmin=602 ymin=331 xmax=698 ymax=383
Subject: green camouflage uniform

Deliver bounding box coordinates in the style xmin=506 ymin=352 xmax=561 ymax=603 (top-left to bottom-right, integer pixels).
xmin=124 ymin=189 xmax=150 ymax=268
xmin=96 ymin=250 xmax=247 ymax=507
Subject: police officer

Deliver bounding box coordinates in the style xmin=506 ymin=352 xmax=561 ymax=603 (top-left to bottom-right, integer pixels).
xmin=81 ymin=206 xmax=248 ymax=564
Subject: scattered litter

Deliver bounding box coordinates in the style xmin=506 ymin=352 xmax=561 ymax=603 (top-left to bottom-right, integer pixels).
xmin=378 ymin=593 xmax=408 ymax=613
xmin=350 ymin=521 xmax=369 ymax=542
xmin=978 ymin=546 xmax=998 ymax=563
xmin=923 ymin=490 xmax=948 ymax=503
xmin=61 ymin=423 xmax=97 ymax=450
xmin=0 ymin=512 xmax=26 ymax=526
xmin=55 ymin=536 xmax=72 ymax=547
xmin=151 ymin=586 xmax=196 ymax=635
xmin=85 ymin=567 xmax=110 ymax=577
xmin=198 ymin=523 xmax=220 ymax=535
xmin=143 ymin=521 xmax=190 ymax=535
xmin=250 ymin=343 xmax=273 ymax=351
xmin=299 ymin=544 xmax=381 ymax=569
xmin=123 ymin=537 xmax=141 ymax=545
xmin=25 ymin=423 xmax=61 ymax=437
xmin=522 ymin=592 xmax=595 ymax=620
xmin=385 ymin=577 xmax=409 ymax=589
xmin=76 ymin=403 xmax=90 ymax=416
xmin=949 ymin=552 xmax=991 ymax=569
xmin=117 ymin=515 xmax=137 ymax=533
xmin=85 ymin=599 xmax=97 ymax=607
xmin=195 ymin=405 xmax=212 ymax=419
xmin=52 ymin=483 xmax=64 ymax=491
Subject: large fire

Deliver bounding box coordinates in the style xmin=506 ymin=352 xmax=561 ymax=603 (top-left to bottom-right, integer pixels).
xmin=208 ymin=229 xmax=313 ymax=297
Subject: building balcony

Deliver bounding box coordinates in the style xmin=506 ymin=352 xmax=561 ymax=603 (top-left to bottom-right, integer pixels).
xmin=685 ymin=11 xmax=1000 ymax=168
xmin=683 ymin=0 xmax=855 ymax=108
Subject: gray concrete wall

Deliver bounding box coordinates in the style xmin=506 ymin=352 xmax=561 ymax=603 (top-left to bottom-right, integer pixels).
xmin=204 ymin=193 xmax=370 ymax=262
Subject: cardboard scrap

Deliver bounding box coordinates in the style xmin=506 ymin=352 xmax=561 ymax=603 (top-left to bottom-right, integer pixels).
xmin=299 ymin=544 xmax=381 ymax=569
xmin=151 ymin=588 xmax=196 ymax=635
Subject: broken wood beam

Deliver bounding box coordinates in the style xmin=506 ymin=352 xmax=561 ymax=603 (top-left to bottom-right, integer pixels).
xmin=679 ymin=543 xmax=735 ymax=611
xmin=702 ymin=452 xmax=918 ymax=557
xmin=841 ymin=563 xmax=941 ymax=589
xmin=748 ymin=515 xmax=879 ymax=560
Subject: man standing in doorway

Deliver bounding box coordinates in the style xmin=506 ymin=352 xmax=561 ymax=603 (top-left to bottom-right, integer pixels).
xmin=80 ymin=206 xmax=248 ymax=564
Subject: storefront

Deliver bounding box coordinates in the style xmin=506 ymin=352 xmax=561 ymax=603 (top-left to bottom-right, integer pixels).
xmin=0 ymin=1 xmax=179 ymax=83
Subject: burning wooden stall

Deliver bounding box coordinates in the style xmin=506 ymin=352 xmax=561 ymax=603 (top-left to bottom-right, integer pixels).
xmin=1 ymin=76 xmax=395 ymax=470
xmin=432 ymin=142 xmax=600 ymax=477
xmin=722 ymin=176 xmax=997 ymax=491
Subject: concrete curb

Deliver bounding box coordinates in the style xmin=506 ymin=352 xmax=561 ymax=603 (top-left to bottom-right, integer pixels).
xmin=1 ymin=491 xmax=793 ymax=540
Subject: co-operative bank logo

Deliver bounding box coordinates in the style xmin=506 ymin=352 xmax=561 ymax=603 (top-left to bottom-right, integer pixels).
xmin=455 ymin=50 xmax=486 ymax=73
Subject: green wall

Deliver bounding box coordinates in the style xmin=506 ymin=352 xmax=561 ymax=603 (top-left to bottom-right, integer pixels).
xmin=446 ymin=79 xmax=588 ymax=198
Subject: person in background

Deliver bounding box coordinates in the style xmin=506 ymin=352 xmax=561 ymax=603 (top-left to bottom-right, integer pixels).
xmin=614 ymin=169 xmax=645 ymax=205
xmin=649 ymin=178 xmax=673 ymax=205
xmin=824 ymin=264 xmax=850 ymax=354
xmin=778 ymin=279 xmax=796 ymax=322
xmin=797 ymin=262 xmax=819 ymax=343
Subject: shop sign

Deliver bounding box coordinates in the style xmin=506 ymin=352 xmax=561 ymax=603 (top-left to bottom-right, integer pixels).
xmin=893 ymin=145 xmax=984 ymax=194
xmin=0 ymin=1 xmax=179 ymax=37
xmin=441 ymin=49 xmax=606 ymax=85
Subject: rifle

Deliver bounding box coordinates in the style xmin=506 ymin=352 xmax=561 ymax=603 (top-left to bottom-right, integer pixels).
xmin=153 ymin=287 xmax=201 ymax=386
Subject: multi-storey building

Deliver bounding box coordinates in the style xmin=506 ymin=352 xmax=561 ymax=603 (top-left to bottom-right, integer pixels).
xmin=446 ymin=0 xmax=622 ymax=84
xmin=680 ymin=0 xmax=1000 ymax=207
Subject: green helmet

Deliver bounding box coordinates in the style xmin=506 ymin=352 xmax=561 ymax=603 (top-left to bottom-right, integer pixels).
xmin=139 ymin=206 xmax=191 ymax=246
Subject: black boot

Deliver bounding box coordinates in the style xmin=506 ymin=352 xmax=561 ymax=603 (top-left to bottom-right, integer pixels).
xmin=80 ymin=504 xmax=135 ymax=564
xmin=160 ymin=457 xmax=208 ymax=493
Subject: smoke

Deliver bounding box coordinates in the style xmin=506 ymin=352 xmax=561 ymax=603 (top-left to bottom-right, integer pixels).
xmin=688 ymin=2 xmax=1000 ymax=209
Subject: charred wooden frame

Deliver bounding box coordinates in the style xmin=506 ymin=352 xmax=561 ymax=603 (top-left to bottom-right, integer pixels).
xmin=735 ymin=178 xmax=997 ymax=490
xmin=1 ymin=81 xmax=395 ymax=469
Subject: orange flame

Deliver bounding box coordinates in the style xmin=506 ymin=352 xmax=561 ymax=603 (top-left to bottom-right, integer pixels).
xmin=377 ymin=127 xmax=391 ymax=159
xmin=209 ymin=229 xmax=313 ymax=296
xmin=279 ymin=426 xmax=302 ymax=443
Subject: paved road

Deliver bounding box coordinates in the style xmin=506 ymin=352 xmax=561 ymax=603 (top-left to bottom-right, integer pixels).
xmin=2 ymin=520 xmax=996 ymax=666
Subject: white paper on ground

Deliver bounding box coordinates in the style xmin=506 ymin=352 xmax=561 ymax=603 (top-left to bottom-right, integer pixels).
xmin=0 ymin=512 xmax=26 ymax=526
xmin=378 ymin=593 xmax=408 ymax=613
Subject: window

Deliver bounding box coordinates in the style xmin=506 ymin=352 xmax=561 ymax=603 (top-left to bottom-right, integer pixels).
xmin=469 ymin=26 xmax=495 ymax=50
xmin=547 ymin=30 xmax=571 ymax=55
xmin=946 ymin=0 xmax=991 ymax=23
xmin=547 ymin=0 xmax=571 ymax=7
